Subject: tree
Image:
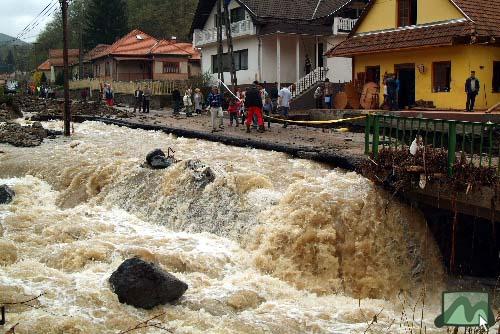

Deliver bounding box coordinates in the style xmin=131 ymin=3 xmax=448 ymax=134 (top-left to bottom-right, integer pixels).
xmin=126 ymin=0 xmax=197 ymax=40
xmin=5 ymin=50 xmax=15 ymax=67
xmin=84 ymin=0 xmax=128 ymax=49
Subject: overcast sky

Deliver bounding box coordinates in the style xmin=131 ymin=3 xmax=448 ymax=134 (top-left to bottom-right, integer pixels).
xmin=0 ymin=0 xmax=56 ymax=42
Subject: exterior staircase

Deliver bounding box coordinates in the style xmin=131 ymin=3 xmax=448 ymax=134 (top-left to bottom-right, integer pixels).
xmin=289 ymin=67 xmax=328 ymax=100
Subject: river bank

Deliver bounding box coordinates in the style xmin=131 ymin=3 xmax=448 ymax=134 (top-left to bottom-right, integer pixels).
xmin=29 ymin=104 xmax=368 ymax=171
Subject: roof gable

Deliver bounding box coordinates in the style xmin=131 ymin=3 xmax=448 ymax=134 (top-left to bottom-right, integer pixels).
xmin=351 ymin=0 xmax=499 ymax=37
xmin=91 ymin=29 xmax=159 ymax=59
xmin=190 ymin=0 xmax=354 ymax=32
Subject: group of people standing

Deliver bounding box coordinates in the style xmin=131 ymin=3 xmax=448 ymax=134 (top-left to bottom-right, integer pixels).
xmin=132 ymin=85 xmax=152 ymax=113
xmin=313 ymin=78 xmax=335 ymax=109
xmin=218 ymin=81 xmax=291 ymax=133
xmin=178 ymin=81 xmax=291 ymax=133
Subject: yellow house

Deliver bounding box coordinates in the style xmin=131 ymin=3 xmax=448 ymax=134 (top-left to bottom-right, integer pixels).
xmin=327 ymin=0 xmax=500 ymax=110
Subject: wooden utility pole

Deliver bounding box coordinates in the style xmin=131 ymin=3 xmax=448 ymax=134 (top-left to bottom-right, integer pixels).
xmin=60 ymin=0 xmax=71 ymax=136
xmin=223 ymin=0 xmax=237 ymax=88
xmin=216 ymin=0 xmax=224 ymax=86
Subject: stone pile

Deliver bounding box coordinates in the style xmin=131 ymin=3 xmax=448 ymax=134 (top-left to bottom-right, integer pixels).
xmin=0 ymin=121 xmax=61 ymax=147
xmin=12 ymin=96 xmax=132 ymax=121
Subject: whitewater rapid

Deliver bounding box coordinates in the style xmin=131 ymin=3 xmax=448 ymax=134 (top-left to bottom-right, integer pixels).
xmin=0 ymin=120 xmax=451 ymax=333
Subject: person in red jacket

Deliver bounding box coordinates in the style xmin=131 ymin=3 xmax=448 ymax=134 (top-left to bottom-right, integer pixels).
xmin=244 ymin=81 xmax=265 ymax=133
xmin=228 ymin=94 xmax=241 ymax=127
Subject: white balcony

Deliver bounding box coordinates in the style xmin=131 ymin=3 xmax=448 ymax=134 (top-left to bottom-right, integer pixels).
xmin=333 ymin=17 xmax=358 ymax=34
xmin=193 ymin=19 xmax=256 ymax=47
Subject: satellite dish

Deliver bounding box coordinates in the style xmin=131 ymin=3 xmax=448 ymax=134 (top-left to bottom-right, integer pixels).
xmin=136 ymin=35 xmax=144 ymax=40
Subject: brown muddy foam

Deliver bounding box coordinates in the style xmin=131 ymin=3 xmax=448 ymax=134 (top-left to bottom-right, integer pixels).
xmin=0 ymin=121 xmax=451 ymax=333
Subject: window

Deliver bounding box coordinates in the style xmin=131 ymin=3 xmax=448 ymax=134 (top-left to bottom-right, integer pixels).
xmin=493 ymin=61 xmax=500 ymax=93
xmin=163 ymin=62 xmax=180 ymax=74
xmin=231 ymin=7 xmax=246 ymax=23
xmin=398 ymin=0 xmax=417 ymax=27
xmin=212 ymin=49 xmax=249 ymax=73
xmin=433 ymin=61 xmax=451 ymax=92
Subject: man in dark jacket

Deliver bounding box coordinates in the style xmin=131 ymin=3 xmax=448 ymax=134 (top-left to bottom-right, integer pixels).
xmin=465 ymin=71 xmax=480 ymax=112
xmin=172 ymin=89 xmax=182 ymax=115
xmin=134 ymin=86 xmax=143 ymax=113
xmin=245 ymin=81 xmax=265 ymax=133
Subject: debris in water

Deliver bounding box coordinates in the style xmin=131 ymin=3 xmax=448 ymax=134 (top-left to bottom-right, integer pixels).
xmin=144 ymin=148 xmax=178 ymax=170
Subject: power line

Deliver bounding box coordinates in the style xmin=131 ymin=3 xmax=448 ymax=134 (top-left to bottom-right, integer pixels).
xmin=17 ymin=1 xmax=60 ymax=40
xmin=17 ymin=1 xmax=58 ymax=40
xmin=3 ymin=0 xmax=59 ymax=46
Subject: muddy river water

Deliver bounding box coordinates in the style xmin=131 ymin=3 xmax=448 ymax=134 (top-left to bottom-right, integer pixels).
xmin=0 ymin=120 xmax=473 ymax=333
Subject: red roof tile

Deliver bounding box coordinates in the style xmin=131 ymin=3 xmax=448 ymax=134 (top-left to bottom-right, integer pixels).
xmin=84 ymin=44 xmax=110 ymax=61
xmin=91 ymin=29 xmax=159 ymax=59
xmin=37 ymin=49 xmax=80 ymax=70
xmin=151 ymin=40 xmax=200 ymax=60
xmin=37 ymin=60 xmax=51 ymax=71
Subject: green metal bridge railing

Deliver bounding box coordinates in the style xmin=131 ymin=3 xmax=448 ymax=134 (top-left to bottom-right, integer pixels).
xmin=364 ymin=114 xmax=500 ymax=176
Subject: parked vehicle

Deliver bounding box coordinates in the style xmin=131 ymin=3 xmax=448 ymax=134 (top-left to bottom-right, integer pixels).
xmin=5 ymin=80 xmax=18 ymax=94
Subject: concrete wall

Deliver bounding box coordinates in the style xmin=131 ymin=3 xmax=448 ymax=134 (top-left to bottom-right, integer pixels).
xmin=326 ymin=35 xmax=352 ymax=83
xmin=116 ymin=60 xmax=151 ymax=81
xmin=201 ymin=38 xmax=260 ymax=85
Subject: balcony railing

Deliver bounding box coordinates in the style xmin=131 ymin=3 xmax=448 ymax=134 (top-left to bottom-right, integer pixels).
xmin=333 ymin=17 xmax=358 ymax=34
xmin=193 ymin=19 xmax=256 ymax=47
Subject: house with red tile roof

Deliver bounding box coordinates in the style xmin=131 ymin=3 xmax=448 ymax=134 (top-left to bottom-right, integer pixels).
xmin=37 ymin=49 xmax=80 ymax=83
xmin=89 ymin=29 xmax=200 ymax=81
xmin=327 ymin=0 xmax=500 ymax=110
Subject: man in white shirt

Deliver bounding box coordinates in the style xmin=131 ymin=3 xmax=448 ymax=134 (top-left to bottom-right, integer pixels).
xmin=278 ymin=86 xmax=292 ymax=128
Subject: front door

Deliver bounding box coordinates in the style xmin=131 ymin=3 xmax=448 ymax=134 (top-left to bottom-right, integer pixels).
xmin=317 ymin=43 xmax=324 ymax=68
xmin=395 ymin=63 xmax=415 ymax=109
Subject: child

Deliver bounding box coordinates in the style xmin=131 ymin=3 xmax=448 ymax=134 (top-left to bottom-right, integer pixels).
xmin=228 ymin=96 xmax=241 ymax=127
xmin=263 ymin=97 xmax=273 ymax=129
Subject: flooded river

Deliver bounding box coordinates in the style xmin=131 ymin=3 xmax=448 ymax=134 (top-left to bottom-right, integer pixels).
xmin=0 ymin=120 xmax=457 ymax=333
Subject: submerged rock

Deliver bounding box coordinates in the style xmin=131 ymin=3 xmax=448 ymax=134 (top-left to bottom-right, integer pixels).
xmin=0 ymin=185 xmax=15 ymax=204
xmin=145 ymin=149 xmax=176 ymax=169
xmin=109 ymin=258 xmax=188 ymax=309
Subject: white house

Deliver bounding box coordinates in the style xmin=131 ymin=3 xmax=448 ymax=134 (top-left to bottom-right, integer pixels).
xmin=191 ymin=0 xmax=368 ymax=98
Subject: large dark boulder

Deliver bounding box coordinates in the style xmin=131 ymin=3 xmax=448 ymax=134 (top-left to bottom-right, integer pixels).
xmin=109 ymin=258 xmax=188 ymax=309
xmin=0 ymin=185 xmax=15 ymax=204
xmin=146 ymin=149 xmax=166 ymax=165
xmin=145 ymin=149 xmax=176 ymax=169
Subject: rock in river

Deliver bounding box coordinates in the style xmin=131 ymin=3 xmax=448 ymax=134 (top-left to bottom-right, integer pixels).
xmin=109 ymin=258 xmax=188 ymax=310
xmin=0 ymin=185 xmax=15 ymax=204
xmin=145 ymin=149 xmax=176 ymax=169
